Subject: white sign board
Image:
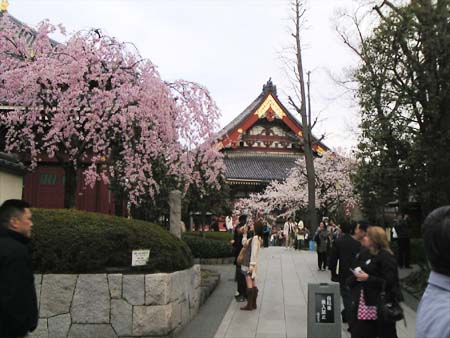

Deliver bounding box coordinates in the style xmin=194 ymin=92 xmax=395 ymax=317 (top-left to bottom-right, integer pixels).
xmin=132 ymin=249 xmax=150 ymax=267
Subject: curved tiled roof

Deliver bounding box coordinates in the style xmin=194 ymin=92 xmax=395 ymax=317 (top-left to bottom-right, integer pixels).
xmin=224 ymin=152 xmax=302 ymax=182
xmin=0 ymin=11 xmax=59 ymax=47
xmin=217 ymin=79 xmax=329 ymax=152
xmin=0 ymin=152 xmax=27 ymax=175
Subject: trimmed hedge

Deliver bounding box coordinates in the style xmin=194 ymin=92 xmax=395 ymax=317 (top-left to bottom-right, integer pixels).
xmin=390 ymin=238 xmax=427 ymax=266
xmin=183 ymin=231 xmax=233 ymax=242
xmin=182 ymin=233 xmax=233 ymax=258
xmin=31 ymin=208 xmax=193 ymax=273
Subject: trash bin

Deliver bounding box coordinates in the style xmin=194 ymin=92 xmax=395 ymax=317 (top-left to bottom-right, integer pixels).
xmin=307 ymin=283 xmax=341 ymax=338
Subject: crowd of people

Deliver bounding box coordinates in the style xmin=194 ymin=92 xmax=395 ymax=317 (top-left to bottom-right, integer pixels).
xmin=266 ymin=217 xmax=311 ymax=250
xmin=328 ymin=221 xmax=404 ymax=338
xmin=1 ymin=198 xmax=449 ymax=338
xmin=229 ymin=209 xmax=450 ymax=338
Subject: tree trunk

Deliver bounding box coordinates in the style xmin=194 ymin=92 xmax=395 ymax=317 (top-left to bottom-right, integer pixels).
xmin=63 ymin=165 xmax=77 ymax=209
xmin=292 ymin=0 xmax=318 ymax=234
xmin=114 ymin=192 xmax=124 ymax=217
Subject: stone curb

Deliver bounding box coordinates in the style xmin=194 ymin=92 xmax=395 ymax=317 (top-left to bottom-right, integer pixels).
xmin=193 ymin=257 xmax=234 ymax=265
xmin=199 ymin=269 xmax=221 ymax=306
xmin=400 ymin=286 xmax=420 ymax=312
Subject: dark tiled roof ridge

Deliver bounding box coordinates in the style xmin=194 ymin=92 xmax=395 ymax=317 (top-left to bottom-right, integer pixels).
xmin=224 ymin=153 xmax=300 ymax=182
xmin=0 ymin=152 xmax=27 ymax=175
xmin=0 ymin=11 xmax=62 ymax=47
xmin=224 ymin=152 xmax=302 ymax=159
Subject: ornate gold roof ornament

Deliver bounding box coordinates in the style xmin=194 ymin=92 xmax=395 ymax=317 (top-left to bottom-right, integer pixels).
xmin=0 ymin=0 xmax=9 ymax=12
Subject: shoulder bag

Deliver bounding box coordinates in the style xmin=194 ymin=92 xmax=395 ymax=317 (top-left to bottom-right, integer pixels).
xmin=236 ymin=246 xmax=246 ymax=265
xmin=237 ymin=238 xmax=252 ymax=266
xmin=379 ymin=281 xmax=404 ymax=322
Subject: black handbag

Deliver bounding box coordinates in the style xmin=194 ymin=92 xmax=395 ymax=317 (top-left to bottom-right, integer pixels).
xmin=379 ymin=282 xmax=404 ymax=322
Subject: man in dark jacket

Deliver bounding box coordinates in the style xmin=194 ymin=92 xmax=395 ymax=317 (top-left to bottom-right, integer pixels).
xmin=394 ymin=213 xmax=412 ymax=268
xmin=0 ymin=199 xmax=38 ymax=338
xmin=232 ymin=214 xmax=247 ymax=302
xmin=328 ymin=222 xmax=361 ymax=330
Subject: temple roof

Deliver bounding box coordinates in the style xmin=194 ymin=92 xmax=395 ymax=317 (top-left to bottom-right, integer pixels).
xmin=217 ymin=79 xmax=329 ymax=154
xmin=0 ymin=11 xmax=58 ymax=47
xmin=0 ymin=152 xmax=27 ymax=175
xmin=219 ymin=80 xmax=331 ymax=187
xmin=224 ymin=152 xmax=301 ymax=183
xmin=217 ymin=79 xmax=297 ymax=140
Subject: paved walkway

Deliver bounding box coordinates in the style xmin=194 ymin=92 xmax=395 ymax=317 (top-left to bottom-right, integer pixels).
xmin=177 ymin=247 xmax=417 ymax=338
xmin=177 ymin=264 xmax=236 ymax=338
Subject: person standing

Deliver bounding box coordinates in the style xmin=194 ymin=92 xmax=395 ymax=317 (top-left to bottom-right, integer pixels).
xmin=292 ymin=223 xmax=299 ymax=250
xmin=354 ymin=221 xmax=369 ymax=243
xmin=278 ymin=226 xmax=284 ymax=246
xmin=329 ymin=220 xmax=341 ymax=244
xmin=304 ymin=224 xmax=311 ymax=250
xmin=394 ymin=213 xmax=411 ymax=268
xmin=225 ymin=215 xmax=233 ymax=233
xmin=262 ymin=221 xmax=271 ymax=248
xmin=314 ymin=222 xmax=329 ymax=270
xmin=328 ymin=222 xmax=361 ymax=330
xmin=232 ymin=214 xmax=247 ymax=302
xmin=240 ymin=219 xmax=264 ymax=311
xmin=347 ymin=226 xmax=403 ymax=338
xmin=283 ymin=217 xmax=295 ymax=249
xmin=0 ymin=199 xmax=38 ymax=338
xmin=296 ymin=220 xmax=306 ymax=250
xmin=416 ymin=206 xmax=450 ymax=338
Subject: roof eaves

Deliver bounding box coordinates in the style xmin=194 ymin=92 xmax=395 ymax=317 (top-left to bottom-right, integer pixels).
xmin=0 ymin=152 xmax=27 ymax=175
xmin=217 ymin=92 xmax=265 ymax=140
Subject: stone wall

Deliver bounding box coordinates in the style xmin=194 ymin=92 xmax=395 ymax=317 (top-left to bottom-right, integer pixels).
xmin=31 ymin=265 xmax=201 ymax=338
xmin=193 ymin=257 xmax=235 ymax=265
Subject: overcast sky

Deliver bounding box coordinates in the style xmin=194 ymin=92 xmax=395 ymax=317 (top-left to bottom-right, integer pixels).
xmin=7 ymin=0 xmax=364 ymax=150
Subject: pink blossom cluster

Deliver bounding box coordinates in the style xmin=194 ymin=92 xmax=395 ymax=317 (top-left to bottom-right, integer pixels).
xmin=0 ymin=14 xmax=224 ymax=205
xmin=234 ymin=151 xmax=359 ymax=217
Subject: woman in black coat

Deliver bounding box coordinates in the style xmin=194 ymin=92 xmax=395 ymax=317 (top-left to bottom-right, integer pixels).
xmin=347 ymin=226 xmax=403 ymax=338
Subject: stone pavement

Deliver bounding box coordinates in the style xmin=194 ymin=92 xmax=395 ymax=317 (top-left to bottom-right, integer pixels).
xmin=178 ymin=247 xmax=418 ymax=338
xmin=177 ymin=264 xmax=236 ymax=338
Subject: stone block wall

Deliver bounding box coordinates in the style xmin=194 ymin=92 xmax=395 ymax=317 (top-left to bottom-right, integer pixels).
xmin=31 ymin=265 xmax=201 ymax=338
xmin=193 ymin=257 xmax=235 ymax=265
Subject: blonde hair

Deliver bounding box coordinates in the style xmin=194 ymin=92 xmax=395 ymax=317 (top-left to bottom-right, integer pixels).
xmin=367 ymin=226 xmax=394 ymax=255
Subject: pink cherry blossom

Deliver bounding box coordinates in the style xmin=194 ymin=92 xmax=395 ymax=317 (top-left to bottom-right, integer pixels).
xmin=0 ymin=14 xmax=223 ymax=207
xmin=235 ymin=151 xmax=359 ymax=218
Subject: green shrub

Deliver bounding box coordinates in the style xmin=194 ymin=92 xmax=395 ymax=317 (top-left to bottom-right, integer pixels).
xmin=182 ymin=234 xmax=233 ymax=258
xmin=401 ymin=267 xmax=430 ymax=299
xmin=390 ymin=238 xmax=427 ymax=266
xmin=183 ymin=231 xmax=233 ymax=242
xmin=31 ymin=208 xmax=193 ymax=273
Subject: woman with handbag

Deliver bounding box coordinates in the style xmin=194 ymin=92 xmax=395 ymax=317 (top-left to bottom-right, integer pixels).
xmin=240 ymin=219 xmax=264 ymax=311
xmin=347 ymin=226 xmax=403 ymax=338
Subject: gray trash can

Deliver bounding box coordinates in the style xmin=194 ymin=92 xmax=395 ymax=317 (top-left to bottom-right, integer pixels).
xmin=307 ymin=283 xmax=341 ymax=338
